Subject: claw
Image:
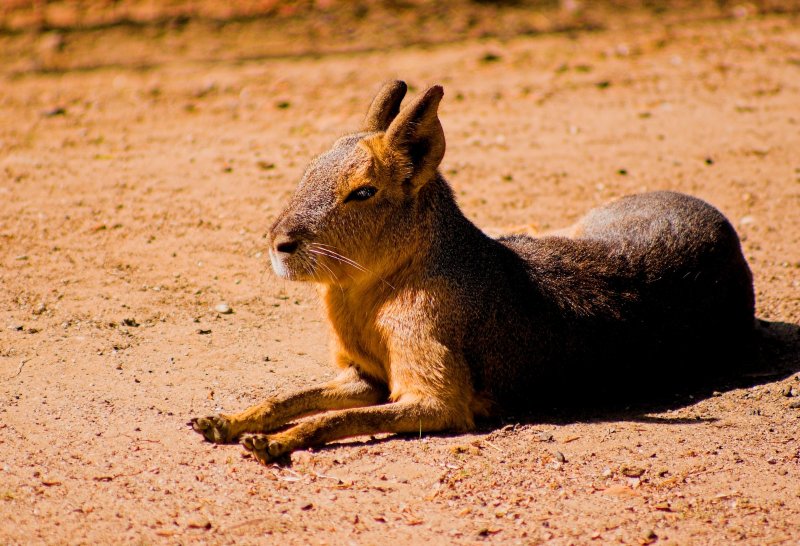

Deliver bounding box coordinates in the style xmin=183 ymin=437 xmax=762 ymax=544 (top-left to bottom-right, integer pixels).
xmin=268 ymin=440 xmax=285 ymax=458
xmin=189 ymin=414 xmax=232 ymax=443
xmin=252 ymin=435 xmax=268 ymax=451
xmin=240 ymin=433 xmax=283 ymax=465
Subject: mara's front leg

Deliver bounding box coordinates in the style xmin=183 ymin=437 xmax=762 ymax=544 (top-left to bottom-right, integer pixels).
xmin=189 ymin=366 xmax=386 ymax=443
xmin=241 ymin=339 xmax=478 ymax=463
xmin=240 ymin=396 xmax=471 ymax=464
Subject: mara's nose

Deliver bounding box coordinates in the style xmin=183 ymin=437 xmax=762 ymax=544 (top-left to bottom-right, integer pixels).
xmin=273 ymin=235 xmax=299 ymax=255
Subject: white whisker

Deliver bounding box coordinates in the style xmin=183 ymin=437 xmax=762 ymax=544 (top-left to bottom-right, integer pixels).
xmin=312 ymin=253 xmax=344 ymax=294
xmin=310 ymin=243 xmax=374 ymax=271
xmin=309 ymin=247 xmax=368 ymax=272
xmin=309 ymin=243 xmax=396 ymax=290
xmin=308 ymin=249 xmax=358 ymax=282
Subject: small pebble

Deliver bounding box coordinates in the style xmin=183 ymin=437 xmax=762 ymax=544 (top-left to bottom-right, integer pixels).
xmin=214 ymin=303 xmax=232 ymax=314
xmin=257 ymin=160 xmax=276 ymax=170
xmin=186 ymin=516 xmax=211 ymax=529
xmin=554 ymin=450 xmax=567 ymax=463
xmin=620 ymin=465 xmax=645 ymax=478
xmin=33 ymin=302 xmax=46 ymax=315
xmin=42 ymin=107 xmax=66 ymax=117
xmin=537 ymin=431 xmax=554 ymax=442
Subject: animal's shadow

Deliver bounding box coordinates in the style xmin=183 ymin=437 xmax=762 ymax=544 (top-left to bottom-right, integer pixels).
xmin=298 ymin=319 xmax=800 ymax=460
xmin=498 ymin=318 xmax=800 ymax=427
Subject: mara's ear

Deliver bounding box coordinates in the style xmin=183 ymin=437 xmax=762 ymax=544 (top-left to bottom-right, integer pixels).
xmin=361 ymin=80 xmax=408 ymax=132
xmin=383 ymin=85 xmax=445 ymax=188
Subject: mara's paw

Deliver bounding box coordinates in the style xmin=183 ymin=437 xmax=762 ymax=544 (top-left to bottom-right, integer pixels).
xmin=189 ymin=414 xmax=234 ymax=443
xmin=240 ymin=433 xmax=290 ymax=465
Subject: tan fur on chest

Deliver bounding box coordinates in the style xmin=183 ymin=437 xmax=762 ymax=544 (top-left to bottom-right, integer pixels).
xmin=323 ymin=281 xmax=453 ymax=404
xmin=323 ymin=283 xmax=391 ymax=382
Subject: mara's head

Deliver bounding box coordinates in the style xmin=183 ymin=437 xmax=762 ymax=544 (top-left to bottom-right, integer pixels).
xmin=268 ymin=81 xmax=447 ymax=284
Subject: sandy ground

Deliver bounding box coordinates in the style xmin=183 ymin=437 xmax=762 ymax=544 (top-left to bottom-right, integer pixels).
xmin=1 ymin=7 xmax=800 ymax=545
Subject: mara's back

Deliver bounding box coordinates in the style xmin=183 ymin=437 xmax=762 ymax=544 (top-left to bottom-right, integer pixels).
xmin=459 ymin=192 xmax=755 ymax=407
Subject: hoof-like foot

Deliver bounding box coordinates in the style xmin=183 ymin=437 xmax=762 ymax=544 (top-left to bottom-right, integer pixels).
xmin=189 ymin=414 xmax=234 ymax=443
xmin=240 ymin=433 xmax=289 ymax=464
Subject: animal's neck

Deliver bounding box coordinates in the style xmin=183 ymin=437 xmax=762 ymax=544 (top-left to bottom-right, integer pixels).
xmin=416 ymin=173 xmax=492 ymax=262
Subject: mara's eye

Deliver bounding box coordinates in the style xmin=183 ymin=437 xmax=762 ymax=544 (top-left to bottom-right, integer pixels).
xmin=344 ymin=186 xmax=377 ymax=203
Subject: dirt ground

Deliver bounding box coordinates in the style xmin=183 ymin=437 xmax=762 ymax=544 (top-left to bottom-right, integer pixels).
xmin=2 ymin=4 xmax=800 ymax=545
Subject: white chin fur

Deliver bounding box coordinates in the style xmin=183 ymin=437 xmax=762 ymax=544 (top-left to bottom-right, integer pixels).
xmin=269 ymin=249 xmax=290 ymax=279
